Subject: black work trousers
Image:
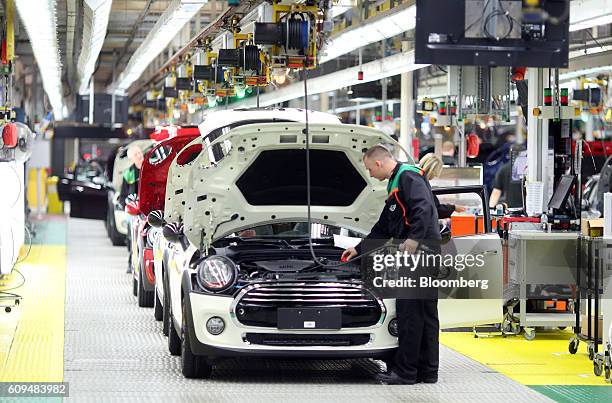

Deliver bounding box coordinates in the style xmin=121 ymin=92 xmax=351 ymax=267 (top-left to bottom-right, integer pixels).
xmin=394 ymin=299 xmax=439 ymax=380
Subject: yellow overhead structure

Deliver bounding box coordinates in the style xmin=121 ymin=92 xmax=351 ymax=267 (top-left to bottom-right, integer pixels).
xmin=254 ymin=0 xmax=323 ymax=70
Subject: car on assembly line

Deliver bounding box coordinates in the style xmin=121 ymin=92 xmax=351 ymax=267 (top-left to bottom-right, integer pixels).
xmin=105 ymin=139 xmax=155 ymax=246
xmin=149 ymin=108 xmax=343 ymax=336
xmin=58 ymin=158 xmax=109 ymax=220
xmin=126 ymin=131 xmax=201 ymax=308
xmin=147 ymin=108 xmax=504 ymax=379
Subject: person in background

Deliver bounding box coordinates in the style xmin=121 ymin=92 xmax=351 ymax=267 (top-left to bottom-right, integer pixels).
xmin=118 ymin=145 xmax=144 ymax=208
xmin=419 ymin=153 xmax=466 ymax=218
xmin=441 ymin=141 xmax=456 ymax=166
xmin=120 ymin=144 xmax=144 ymax=274
xmin=489 ymin=159 xmax=524 ymax=209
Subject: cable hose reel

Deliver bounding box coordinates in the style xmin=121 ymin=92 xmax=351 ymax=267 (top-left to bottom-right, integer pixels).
xmin=243 ymin=45 xmax=261 ymax=72
xmin=254 ymin=17 xmax=310 ymax=51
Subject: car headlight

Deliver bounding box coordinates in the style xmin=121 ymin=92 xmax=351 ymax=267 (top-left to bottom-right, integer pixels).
xmin=196 ymin=256 xmax=237 ymax=292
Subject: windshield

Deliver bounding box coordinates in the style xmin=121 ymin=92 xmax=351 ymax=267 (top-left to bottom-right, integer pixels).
xmin=227 ymin=222 xmax=363 ymax=239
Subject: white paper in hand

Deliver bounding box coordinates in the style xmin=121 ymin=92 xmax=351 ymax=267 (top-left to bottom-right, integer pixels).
xmin=333 ymin=234 xmax=362 ymax=249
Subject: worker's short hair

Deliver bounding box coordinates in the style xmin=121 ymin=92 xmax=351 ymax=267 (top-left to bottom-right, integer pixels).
xmin=363 ymin=144 xmax=393 ymax=161
xmin=419 ymin=153 xmax=443 ymax=180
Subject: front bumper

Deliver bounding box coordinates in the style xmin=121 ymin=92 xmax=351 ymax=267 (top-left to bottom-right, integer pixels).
xmin=183 ymin=290 xmax=398 ymax=359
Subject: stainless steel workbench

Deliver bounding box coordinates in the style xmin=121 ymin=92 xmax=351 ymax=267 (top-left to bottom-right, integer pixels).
xmin=506 ymin=230 xmax=578 ymax=339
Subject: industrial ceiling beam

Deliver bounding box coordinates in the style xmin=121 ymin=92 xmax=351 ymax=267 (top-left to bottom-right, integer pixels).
xmin=129 ymin=0 xmax=264 ymax=98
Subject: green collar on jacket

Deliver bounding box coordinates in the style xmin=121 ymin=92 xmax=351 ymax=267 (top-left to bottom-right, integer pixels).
xmin=386 ymin=163 xmax=423 ymax=197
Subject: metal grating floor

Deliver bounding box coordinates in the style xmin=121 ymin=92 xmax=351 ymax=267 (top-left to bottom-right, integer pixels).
xmin=63 ymin=218 xmax=553 ymax=402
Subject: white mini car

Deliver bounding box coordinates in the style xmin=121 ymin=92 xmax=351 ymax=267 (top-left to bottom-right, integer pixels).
xmin=148 ymin=108 xmax=503 ymax=379
xmin=151 ymin=108 xmax=343 ymax=336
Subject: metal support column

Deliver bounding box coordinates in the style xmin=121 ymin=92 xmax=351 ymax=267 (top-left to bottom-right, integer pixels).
xmin=399 ymin=42 xmax=413 ymax=162
xmin=88 ymin=78 xmax=94 ymax=124
xmin=527 ymin=68 xmax=544 ymax=182
xmin=111 ymin=51 xmax=116 ymax=125
xmin=381 ymin=40 xmax=387 ymax=120
xmin=320 ymin=92 xmax=329 ymax=113
xmin=448 ymin=66 xmax=466 ymax=167
xmin=527 ymin=68 xmax=550 ymax=211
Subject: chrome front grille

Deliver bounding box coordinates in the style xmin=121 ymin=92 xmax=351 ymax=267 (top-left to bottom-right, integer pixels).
xmin=232 ymin=282 xmax=384 ymax=328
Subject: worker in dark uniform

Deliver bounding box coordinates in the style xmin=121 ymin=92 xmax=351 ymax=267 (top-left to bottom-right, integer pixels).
xmin=118 ymin=145 xmax=144 ymax=208
xmin=120 ymin=144 xmax=144 ymax=274
xmin=342 ymin=145 xmax=441 ymax=385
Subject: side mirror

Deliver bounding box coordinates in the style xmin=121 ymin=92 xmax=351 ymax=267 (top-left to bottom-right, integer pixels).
xmin=147 ymin=210 xmax=166 ymax=228
xmin=126 ymin=200 xmax=140 ymax=216
xmin=163 ymin=222 xmax=184 ymax=244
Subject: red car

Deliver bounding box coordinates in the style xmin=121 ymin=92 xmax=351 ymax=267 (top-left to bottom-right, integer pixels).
xmin=127 ymin=130 xmax=200 ymax=308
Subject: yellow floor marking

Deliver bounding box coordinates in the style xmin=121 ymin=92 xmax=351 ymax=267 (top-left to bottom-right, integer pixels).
xmin=440 ymin=330 xmax=612 ymax=386
xmin=0 ymin=245 xmax=66 ymax=382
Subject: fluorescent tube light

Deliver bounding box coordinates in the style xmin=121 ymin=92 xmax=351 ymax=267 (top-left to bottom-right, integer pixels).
xmin=330 ymin=0 xmax=356 ymax=18
xmin=15 ymin=0 xmax=65 ymax=119
xmin=570 ymin=1 xmax=612 ymax=31
xmin=78 ymin=0 xmax=112 ymax=94
xmin=320 ymin=4 xmax=416 ymax=64
xmin=559 ymin=65 xmax=612 ymax=81
xmin=110 ymin=0 xmax=208 ymax=94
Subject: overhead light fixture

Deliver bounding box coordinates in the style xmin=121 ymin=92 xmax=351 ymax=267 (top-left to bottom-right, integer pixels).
xmin=330 ymin=0 xmax=356 ymax=18
xmin=213 ymin=50 xmax=428 ymax=110
xmin=77 ymin=0 xmax=112 ymax=94
xmin=570 ymin=14 xmax=612 ymax=32
xmin=15 ymin=0 xmax=65 ymax=119
xmin=320 ymin=4 xmax=416 ymax=64
xmin=333 ymin=99 xmax=399 ymax=114
xmin=109 ymin=0 xmax=208 ymax=94
xmin=559 ymin=65 xmax=612 ymax=81
xmin=569 ymin=1 xmax=612 ymax=31
xmin=569 ymin=45 xmax=612 ymax=59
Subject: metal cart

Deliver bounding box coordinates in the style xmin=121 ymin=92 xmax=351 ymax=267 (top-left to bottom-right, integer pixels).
xmin=591 ymin=236 xmax=612 ymax=382
xmin=569 ymin=236 xmax=603 ymax=375
xmin=505 ymin=230 xmax=578 ymax=340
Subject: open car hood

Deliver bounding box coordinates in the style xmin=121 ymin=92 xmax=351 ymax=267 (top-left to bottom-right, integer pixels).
xmin=139 ymin=133 xmax=199 ymax=216
xmin=181 ymin=122 xmax=392 ymax=248
xmin=199 ymin=108 xmax=341 ymax=137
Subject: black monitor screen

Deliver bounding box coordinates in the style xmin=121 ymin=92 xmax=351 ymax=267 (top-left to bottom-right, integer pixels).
xmin=548 ymin=175 xmax=574 ymax=210
xmin=415 ymin=0 xmax=570 ymax=67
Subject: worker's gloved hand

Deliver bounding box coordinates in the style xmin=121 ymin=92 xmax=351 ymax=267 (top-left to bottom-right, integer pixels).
xmin=341 ymin=247 xmax=358 ymax=262
xmin=399 ymin=239 xmax=419 ymax=254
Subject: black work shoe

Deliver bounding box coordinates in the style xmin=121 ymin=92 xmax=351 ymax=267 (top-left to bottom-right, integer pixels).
xmin=375 ymin=371 xmax=417 ymax=385
xmin=416 ymin=376 xmax=438 ymax=384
